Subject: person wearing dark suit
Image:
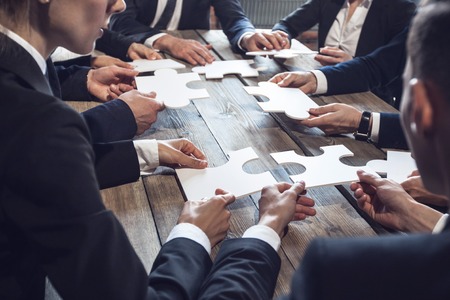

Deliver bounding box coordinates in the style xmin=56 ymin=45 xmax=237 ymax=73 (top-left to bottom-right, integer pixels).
xmin=273 ymin=0 xmax=416 ymax=63
xmin=272 ymin=0 xmax=416 ymax=105
xmin=196 ymin=4 xmax=450 ymax=299
xmin=109 ymin=0 xmax=290 ymax=65
xmin=0 ymin=0 xmax=239 ymax=299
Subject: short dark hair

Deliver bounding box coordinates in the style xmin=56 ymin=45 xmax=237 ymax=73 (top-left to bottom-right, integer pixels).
xmin=408 ymin=2 xmax=450 ymax=100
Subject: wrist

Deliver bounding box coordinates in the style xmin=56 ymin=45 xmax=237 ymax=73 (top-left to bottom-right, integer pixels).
xmin=354 ymin=111 xmax=372 ymax=141
xmin=400 ymin=200 xmax=443 ymax=233
xmin=258 ymin=215 xmax=286 ymax=239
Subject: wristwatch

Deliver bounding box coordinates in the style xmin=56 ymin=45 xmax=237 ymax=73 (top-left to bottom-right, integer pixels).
xmin=354 ymin=111 xmax=372 ymax=141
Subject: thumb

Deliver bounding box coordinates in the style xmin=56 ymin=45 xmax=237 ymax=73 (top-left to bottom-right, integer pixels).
xmin=289 ymin=181 xmax=306 ymax=196
xmin=177 ymin=152 xmax=207 ymax=169
xmin=356 ymin=170 xmax=382 ymax=187
xmin=214 ymin=189 xmax=236 ymax=205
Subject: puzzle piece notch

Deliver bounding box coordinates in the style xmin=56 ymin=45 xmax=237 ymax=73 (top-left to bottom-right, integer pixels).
xmin=176 ymin=147 xmax=277 ymax=201
xmin=135 ymin=69 xmax=209 ymax=109
xmin=130 ymin=59 xmax=185 ymax=73
xmin=192 ymin=60 xmax=259 ymax=79
xmin=246 ymin=49 xmax=318 ymax=59
xmin=366 ymin=151 xmax=416 ymax=183
xmin=270 ymin=144 xmax=379 ymax=188
xmin=243 ymin=82 xmax=319 ymax=120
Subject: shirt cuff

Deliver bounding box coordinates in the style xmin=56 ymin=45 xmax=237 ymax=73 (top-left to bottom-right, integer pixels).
xmin=310 ymin=70 xmax=327 ymax=94
xmin=144 ymin=33 xmax=167 ymax=49
xmin=369 ymin=112 xmax=380 ymax=143
xmin=133 ymin=139 xmax=159 ymax=174
xmin=238 ymin=32 xmax=254 ymax=51
xmin=432 ymin=213 xmax=448 ymax=234
xmin=243 ymin=224 xmax=281 ymax=251
xmin=166 ymin=223 xmax=212 ymax=255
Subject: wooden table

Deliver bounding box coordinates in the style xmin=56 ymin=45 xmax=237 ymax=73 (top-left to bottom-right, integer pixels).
xmin=62 ymin=30 xmax=399 ymax=299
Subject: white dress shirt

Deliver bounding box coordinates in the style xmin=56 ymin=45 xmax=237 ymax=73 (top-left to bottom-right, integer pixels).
xmin=312 ymin=0 xmax=373 ymax=95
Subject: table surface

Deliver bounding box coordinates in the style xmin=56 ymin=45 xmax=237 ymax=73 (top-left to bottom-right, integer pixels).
xmin=58 ymin=30 xmax=399 ymax=299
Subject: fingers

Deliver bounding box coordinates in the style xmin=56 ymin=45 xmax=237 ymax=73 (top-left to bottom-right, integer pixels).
xmin=213 ymin=189 xmax=236 ymax=205
xmin=356 ymin=170 xmax=383 ymax=188
xmin=314 ymin=54 xmax=341 ymax=66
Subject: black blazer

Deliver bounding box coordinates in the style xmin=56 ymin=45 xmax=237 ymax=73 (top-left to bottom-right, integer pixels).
xmin=197 ymin=227 xmax=450 ymax=300
xmin=273 ymin=0 xmax=416 ymax=57
xmin=273 ymin=0 xmax=415 ymax=105
xmin=0 ymin=35 xmax=214 ymax=300
xmin=378 ymin=112 xmax=408 ymax=149
xmin=320 ymin=25 xmax=408 ymax=108
xmin=109 ymin=0 xmax=256 ymax=53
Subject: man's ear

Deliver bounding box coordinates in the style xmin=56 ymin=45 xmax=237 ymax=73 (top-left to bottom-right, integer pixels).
xmin=410 ymin=79 xmax=435 ymax=137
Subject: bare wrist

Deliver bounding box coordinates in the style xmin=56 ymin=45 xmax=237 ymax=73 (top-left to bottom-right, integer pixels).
xmin=400 ymin=201 xmax=443 ymax=233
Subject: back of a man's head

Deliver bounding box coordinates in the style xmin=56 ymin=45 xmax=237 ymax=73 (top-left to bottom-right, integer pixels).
xmin=410 ymin=1 xmax=450 ymax=102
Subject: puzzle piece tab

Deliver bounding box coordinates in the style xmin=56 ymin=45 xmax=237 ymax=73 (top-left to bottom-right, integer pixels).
xmin=192 ymin=60 xmax=259 ymax=79
xmin=246 ymin=49 xmax=318 ymax=59
xmin=135 ymin=69 xmax=209 ymax=109
xmin=243 ymin=82 xmax=319 ymax=120
xmin=366 ymin=151 xmax=416 ymax=183
xmin=130 ymin=59 xmax=185 ymax=73
xmin=271 ymin=145 xmax=378 ymax=188
xmin=176 ymin=147 xmax=277 ymax=201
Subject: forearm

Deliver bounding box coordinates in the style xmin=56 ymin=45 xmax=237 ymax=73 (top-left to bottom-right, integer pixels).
xmin=400 ymin=201 xmax=443 ymax=233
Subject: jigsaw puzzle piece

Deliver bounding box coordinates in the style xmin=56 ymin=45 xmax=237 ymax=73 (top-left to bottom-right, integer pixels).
xmin=176 ymin=147 xmax=277 ymax=201
xmin=129 ymin=59 xmax=185 ymax=73
xmin=246 ymin=49 xmax=318 ymax=59
xmin=243 ymin=82 xmax=318 ymax=120
xmin=192 ymin=60 xmax=259 ymax=79
xmin=271 ymin=145 xmax=378 ymax=188
xmin=366 ymin=151 xmax=416 ymax=183
xmin=135 ymin=69 xmax=209 ymax=109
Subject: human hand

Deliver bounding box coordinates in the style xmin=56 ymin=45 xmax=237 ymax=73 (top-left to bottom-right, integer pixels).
xmin=351 ymin=170 xmax=442 ymax=232
xmin=314 ymin=46 xmax=353 ymax=66
xmin=177 ymin=189 xmax=236 ymax=247
xmin=300 ymin=103 xmax=362 ymax=135
xmin=153 ymin=35 xmax=214 ymax=66
xmin=401 ymin=172 xmax=448 ymax=207
xmin=158 ymin=139 xmax=208 ymax=169
xmin=90 ymin=55 xmax=134 ymax=69
xmin=241 ymin=30 xmax=290 ymax=51
xmin=127 ymin=42 xmax=162 ymax=60
xmin=258 ymin=182 xmax=316 ymax=238
xmin=87 ymin=66 xmax=139 ymax=102
xmin=118 ymin=90 xmax=164 ymax=135
xmin=268 ymin=71 xmax=317 ymax=94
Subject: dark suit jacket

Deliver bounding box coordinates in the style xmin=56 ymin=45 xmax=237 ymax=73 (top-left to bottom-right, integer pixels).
xmin=53 ymin=29 xmax=135 ymax=68
xmin=273 ymin=0 xmax=416 ymax=105
xmin=109 ymin=0 xmax=255 ymax=53
xmin=198 ymin=226 xmax=450 ymax=300
xmin=273 ymin=0 xmax=416 ymax=57
xmin=0 ymin=35 xmax=214 ymax=300
xmin=320 ymin=25 xmax=408 ymax=108
xmin=378 ymin=112 xmax=408 ymax=149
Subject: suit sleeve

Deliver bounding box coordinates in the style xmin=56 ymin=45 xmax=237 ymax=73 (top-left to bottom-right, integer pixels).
xmin=272 ymin=0 xmax=322 ymax=40
xmin=320 ymin=26 xmax=408 ymax=96
xmin=94 ymin=29 xmax=135 ymax=61
xmin=3 ymin=102 xmax=150 ymax=299
xmin=211 ymin=0 xmax=255 ymax=53
xmin=148 ymin=238 xmax=213 ymax=299
xmin=109 ymin=0 xmax=162 ymax=42
xmin=198 ymin=238 xmax=280 ymax=299
xmin=377 ymin=112 xmax=409 ymax=150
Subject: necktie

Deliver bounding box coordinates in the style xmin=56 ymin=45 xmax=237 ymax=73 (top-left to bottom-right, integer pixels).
xmin=155 ymin=0 xmax=177 ymax=29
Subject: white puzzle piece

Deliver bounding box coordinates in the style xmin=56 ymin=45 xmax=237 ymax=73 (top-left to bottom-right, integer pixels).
xmin=135 ymin=69 xmax=209 ymax=109
xmin=130 ymin=59 xmax=185 ymax=73
xmin=176 ymin=147 xmax=277 ymax=201
xmin=243 ymin=82 xmax=319 ymax=120
xmin=192 ymin=60 xmax=259 ymax=79
xmin=246 ymin=49 xmax=318 ymax=59
xmin=270 ymin=145 xmax=378 ymax=188
xmin=366 ymin=151 xmax=416 ymax=183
